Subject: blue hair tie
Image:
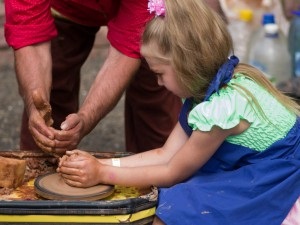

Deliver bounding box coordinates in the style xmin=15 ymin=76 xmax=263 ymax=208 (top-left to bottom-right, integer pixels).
xmin=179 ymin=55 xmax=239 ymax=136
xmin=204 ymin=55 xmax=239 ymax=101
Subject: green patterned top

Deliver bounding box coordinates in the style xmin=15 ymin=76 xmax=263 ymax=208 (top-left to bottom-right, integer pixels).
xmin=188 ymin=73 xmax=296 ymax=151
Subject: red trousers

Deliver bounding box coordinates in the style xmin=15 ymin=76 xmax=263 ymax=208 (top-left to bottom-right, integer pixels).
xmin=20 ymin=18 xmax=182 ymax=153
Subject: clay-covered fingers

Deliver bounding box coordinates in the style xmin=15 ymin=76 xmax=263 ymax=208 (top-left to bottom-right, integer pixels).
xmin=58 ymin=150 xmax=91 ymax=166
xmin=57 ymin=164 xmax=85 ymax=187
xmin=63 ymin=150 xmax=90 ymax=159
xmin=57 ymin=153 xmax=87 ymax=187
xmin=29 ymin=89 xmax=57 ymax=155
xmin=60 ymin=114 xmax=82 ymax=131
xmin=61 ymin=174 xmax=86 ymax=188
xmin=32 ymin=136 xmax=55 ymax=155
xmin=32 ymin=89 xmax=53 ymax=127
xmin=52 ymin=114 xmax=85 ymax=152
xmin=53 ymin=129 xmax=81 ymax=150
xmin=58 ymin=150 xmax=81 ymax=168
xmin=57 ymin=150 xmax=100 ymax=187
xmin=28 ymin=111 xmax=56 ymax=154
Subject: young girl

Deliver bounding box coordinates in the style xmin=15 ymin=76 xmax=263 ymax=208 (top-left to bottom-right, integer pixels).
xmin=57 ymin=0 xmax=300 ymax=224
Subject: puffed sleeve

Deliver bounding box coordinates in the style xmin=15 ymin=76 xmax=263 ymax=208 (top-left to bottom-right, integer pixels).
xmin=188 ymin=86 xmax=257 ymax=132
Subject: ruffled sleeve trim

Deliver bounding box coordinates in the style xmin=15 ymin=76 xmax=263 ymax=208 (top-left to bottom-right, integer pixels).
xmin=188 ymin=79 xmax=257 ymax=132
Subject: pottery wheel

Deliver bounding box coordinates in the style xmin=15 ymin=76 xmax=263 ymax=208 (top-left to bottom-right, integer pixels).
xmin=34 ymin=172 xmax=114 ymax=201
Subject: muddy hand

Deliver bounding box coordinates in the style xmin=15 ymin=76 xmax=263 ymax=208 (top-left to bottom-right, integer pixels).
xmin=32 ymin=90 xmax=54 ymax=127
xmin=31 ymin=90 xmax=58 ymax=156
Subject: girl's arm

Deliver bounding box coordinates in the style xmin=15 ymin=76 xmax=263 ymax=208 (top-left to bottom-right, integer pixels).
xmin=57 ymin=122 xmax=189 ymax=187
xmin=95 ymin=125 xmax=232 ymax=188
xmin=58 ymin=120 xmax=250 ymax=188
xmin=99 ymin=122 xmax=189 ymax=167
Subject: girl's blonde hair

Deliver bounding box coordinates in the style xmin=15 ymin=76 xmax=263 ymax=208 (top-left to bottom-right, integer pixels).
xmin=141 ymin=0 xmax=300 ymax=115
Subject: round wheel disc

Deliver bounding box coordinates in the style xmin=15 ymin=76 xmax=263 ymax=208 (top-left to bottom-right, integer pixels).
xmin=34 ymin=172 xmax=114 ymax=201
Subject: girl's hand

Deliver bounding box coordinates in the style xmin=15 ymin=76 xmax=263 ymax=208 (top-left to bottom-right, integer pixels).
xmin=57 ymin=150 xmax=102 ymax=188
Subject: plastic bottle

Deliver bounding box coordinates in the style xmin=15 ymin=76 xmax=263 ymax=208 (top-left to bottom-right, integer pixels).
xmin=228 ymin=9 xmax=253 ymax=62
xmin=288 ymin=10 xmax=300 ymax=77
xmin=246 ymin=13 xmax=286 ymax=61
xmin=248 ymin=13 xmax=275 ymax=46
xmin=247 ymin=23 xmax=292 ymax=85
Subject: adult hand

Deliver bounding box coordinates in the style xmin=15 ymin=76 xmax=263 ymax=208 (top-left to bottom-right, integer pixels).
xmin=29 ymin=89 xmax=57 ymax=155
xmin=51 ymin=113 xmax=85 ymax=155
xmin=30 ymin=91 xmax=85 ymax=156
xmin=57 ymin=150 xmax=102 ymax=188
xmin=32 ymin=90 xmax=53 ymax=126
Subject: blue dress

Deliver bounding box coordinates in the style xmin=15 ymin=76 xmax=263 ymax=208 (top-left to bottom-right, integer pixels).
xmin=156 ymin=74 xmax=300 ymax=225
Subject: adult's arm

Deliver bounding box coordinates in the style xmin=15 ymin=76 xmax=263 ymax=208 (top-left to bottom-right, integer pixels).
xmin=79 ymin=45 xmax=141 ymax=135
xmin=14 ymin=42 xmax=56 ymax=151
xmin=5 ymin=0 xmax=58 ymax=153
xmin=51 ymin=46 xmax=141 ymax=153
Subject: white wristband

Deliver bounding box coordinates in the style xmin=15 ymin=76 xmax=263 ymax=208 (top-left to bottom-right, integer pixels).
xmin=111 ymin=158 xmax=121 ymax=167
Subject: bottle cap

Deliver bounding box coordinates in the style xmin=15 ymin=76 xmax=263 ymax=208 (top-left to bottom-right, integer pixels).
xmin=239 ymin=9 xmax=253 ymax=22
xmin=262 ymin=13 xmax=275 ymax=25
xmin=264 ymin=23 xmax=279 ymax=35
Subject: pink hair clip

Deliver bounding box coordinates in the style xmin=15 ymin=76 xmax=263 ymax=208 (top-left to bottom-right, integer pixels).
xmin=148 ymin=0 xmax=165 ymax=17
